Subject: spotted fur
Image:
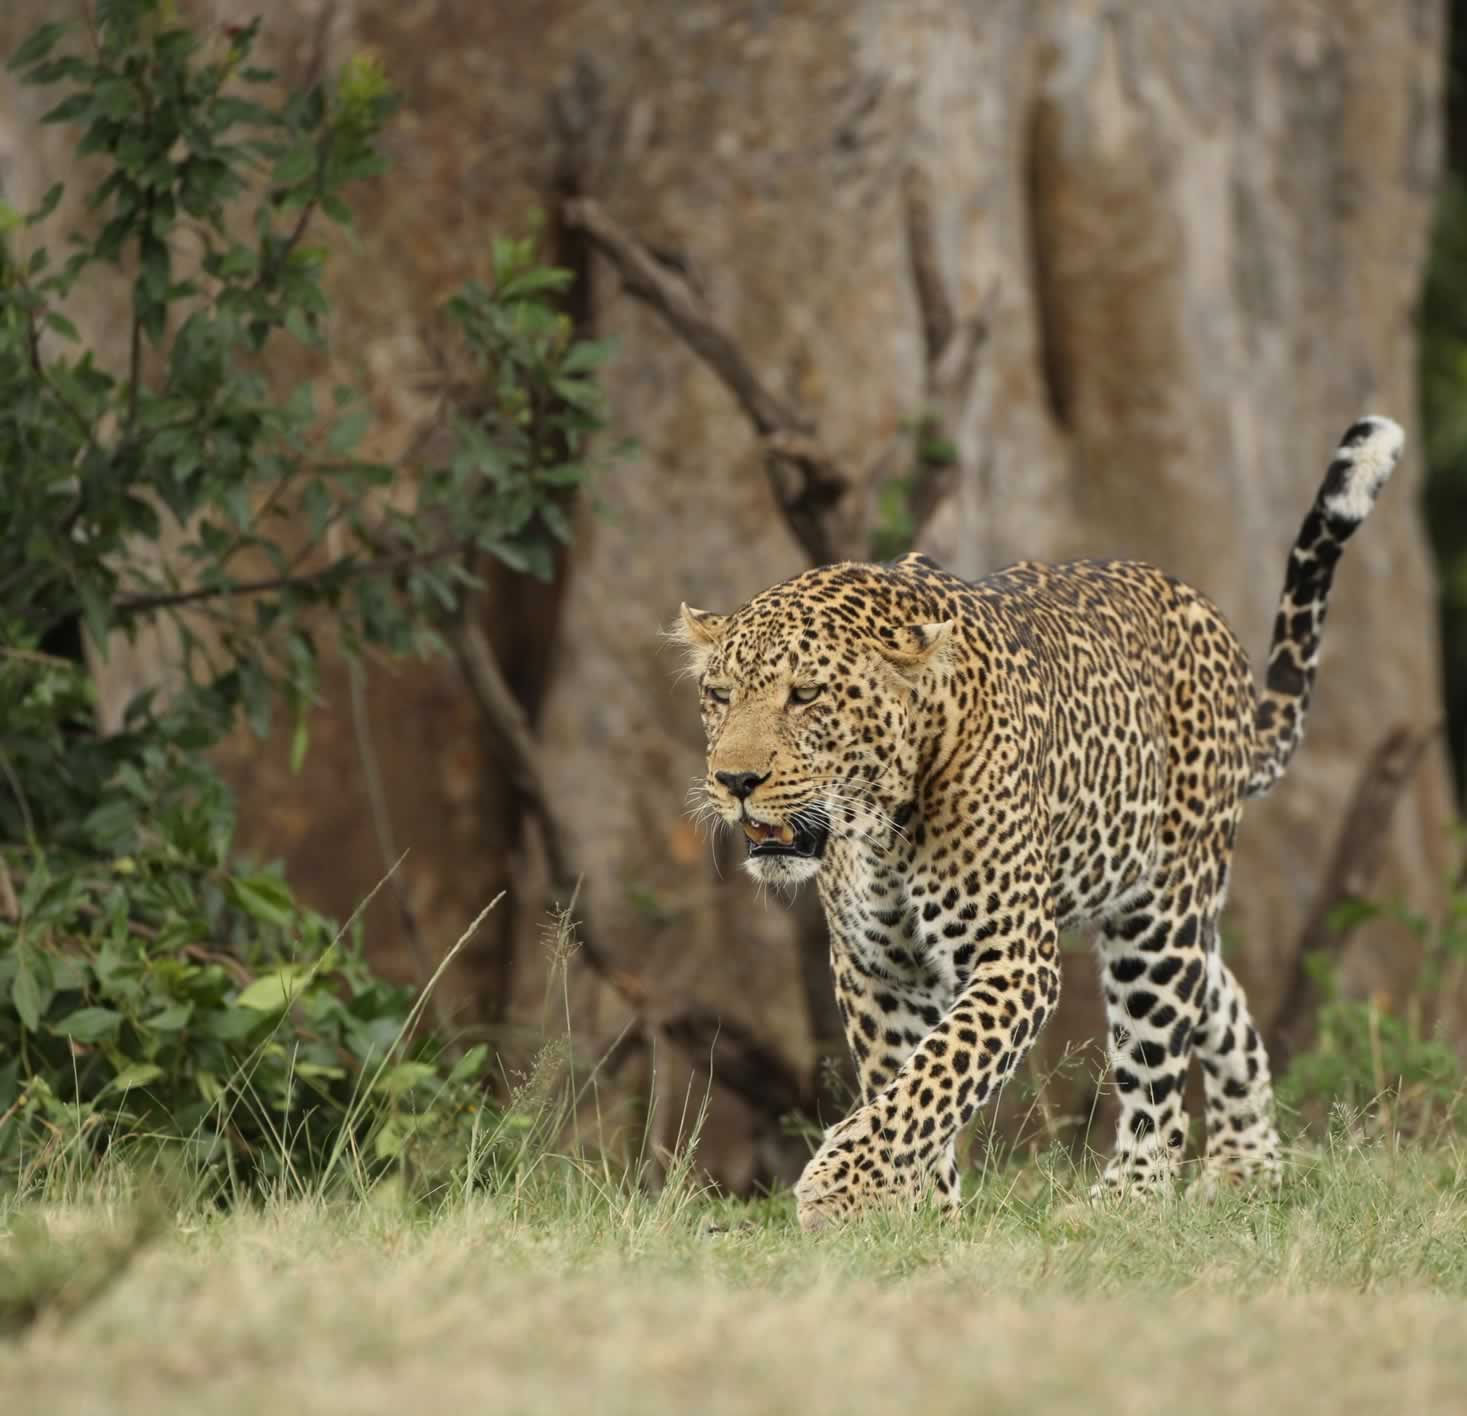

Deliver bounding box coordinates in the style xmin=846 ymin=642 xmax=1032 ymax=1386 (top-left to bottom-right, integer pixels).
xmin=674 ymin=417 xmax=1402 ymax=1231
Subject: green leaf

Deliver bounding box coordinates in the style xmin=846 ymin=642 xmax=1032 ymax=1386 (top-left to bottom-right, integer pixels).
xmin=238 ymin=657 xmax=272 ymax=738
xmin=49 ymin=954 xmax=89 ymax=991
xmin=40 ymin=91 xmax=91 ymax=127
xmin=146 ymin=1002 xmax=194 ymax=1032
xmin=301 ymin=478 xmax=332 ymax=538
xmin=54 ymin=1006 xmax=123 ymax=1042
xmin=1326 ymin=898 xmax=1383 ymax=932
xmin=540 ymin=501 xmax=573 ymax=545
xmin=11 ymin=945 xmax=47 ymax=1032
xmin=559 ymin=337 xmax=617 ymax=374
xmin=447 ymin=1043 xmax=488 ymax=1086
xmin=77 ymin=577 xmax=113 ymax=655
xmin=234 ymin=966 xmax=307 ymax=1012
xmin=9 ymin=22 xmax=67 ymax=72
xmin=272 ymin=142 xmax=316 ymax=188
xmin=372 ymin=1061 xmax=437 ymax=1097
xmin=293 ymin=1061 xmax=346 ymax=1080
xmin=228 ymin=874 xmax=296 ymax=930
xmin=535 ymin=463 xmax=590 ymax=488
xmin=498 ymin=266 xmax=572 ymax=300
xmin=327 ymin=406 xmax=369 ymax=455
xmin=289 ymin=709 xmax=310 ymax=775
xmin=373 ymin=1115 xmax=405 ymax=1159
xmin=284 ymin=306 xmax=319 ymax=347
xmin=208 ymin=1004 xmax=264 ymax=1042
xmin=490 ymin=541 xmax=532 ymax=576
xmin=44 ymin=311 xmax=80 ymax=342
xmin=107 ymin=1062 xmax=164 ymax=1094
xmin=28 ymin=181 xmax=64 ymax=226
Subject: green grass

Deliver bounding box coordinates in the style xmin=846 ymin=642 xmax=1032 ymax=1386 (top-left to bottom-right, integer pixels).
xmin=5 ymin=1132 xmax=1467 ymax=1414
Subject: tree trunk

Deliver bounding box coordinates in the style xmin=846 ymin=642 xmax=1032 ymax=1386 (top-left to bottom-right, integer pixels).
xmin=1 ymin=0 xmax=1452 ymax=1186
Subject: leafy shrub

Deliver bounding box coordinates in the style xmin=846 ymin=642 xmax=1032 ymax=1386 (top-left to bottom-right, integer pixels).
xmin=0 ymin=2 xmax=621 ymax=1193
xmin=1278 ymin=887 xmax=1467 ymax=1134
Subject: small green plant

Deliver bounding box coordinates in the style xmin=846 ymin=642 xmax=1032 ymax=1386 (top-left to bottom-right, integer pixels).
xmin=1277 ymin=883 xmax=1467 ymax=1134
xmin=0 ymin=2 xmax=624 ymax=1194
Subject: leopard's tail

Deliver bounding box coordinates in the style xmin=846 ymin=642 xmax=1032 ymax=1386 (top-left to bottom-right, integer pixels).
xmin=1244 ymin=415 xmax=1404 ymax=799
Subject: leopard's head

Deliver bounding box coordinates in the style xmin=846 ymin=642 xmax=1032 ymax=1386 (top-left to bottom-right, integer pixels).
xmin=672 ymin=568 xmax=953 ymax=887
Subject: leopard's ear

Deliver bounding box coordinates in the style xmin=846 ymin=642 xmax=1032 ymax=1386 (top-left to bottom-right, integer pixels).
xmin=667 ymin=603 xmax=729 ymax=676
xmin=673 ymin=604 xmax=729 ymax=648
xmin=875 ymin=620 xmax=954 ymax=673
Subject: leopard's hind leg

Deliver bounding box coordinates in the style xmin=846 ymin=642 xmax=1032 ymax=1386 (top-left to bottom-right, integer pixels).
xmin=1092 ymin=812 xmax=1280 ymax=1199
xmin=1092 ymin=865 xmax=1211 ymax=1198
xmin=1194 ymin=949 xmax=1282 ymax=1193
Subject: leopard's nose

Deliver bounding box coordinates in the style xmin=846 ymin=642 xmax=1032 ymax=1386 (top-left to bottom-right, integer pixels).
xmin=715 ymin=769 xmax=768 ymax=801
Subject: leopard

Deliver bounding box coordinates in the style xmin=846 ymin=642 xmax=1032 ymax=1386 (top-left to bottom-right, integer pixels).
xmin=673 ymin=415 xmax=1403 ymax=1232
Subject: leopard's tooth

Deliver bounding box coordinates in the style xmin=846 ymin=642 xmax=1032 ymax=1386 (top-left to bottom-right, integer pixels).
xmin=743 ymin=823 xmax=764 ymax=844
xmin=778 ymin=824 xmax=795 ymax=844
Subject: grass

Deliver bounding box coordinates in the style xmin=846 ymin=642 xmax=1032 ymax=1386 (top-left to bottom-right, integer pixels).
xmin=5 ymin=1129 xmax=1467 ymax=1415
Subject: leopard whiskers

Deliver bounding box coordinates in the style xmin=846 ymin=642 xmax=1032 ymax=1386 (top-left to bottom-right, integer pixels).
xmin=800 ymin=794 xmax=901 ymax=858
xmin=804 ymin=777 xmax=910 ymax=850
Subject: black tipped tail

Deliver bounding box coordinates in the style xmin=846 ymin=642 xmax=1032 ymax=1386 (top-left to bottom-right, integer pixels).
xmin=1245 ymin=416 xmax=1403 ymax=799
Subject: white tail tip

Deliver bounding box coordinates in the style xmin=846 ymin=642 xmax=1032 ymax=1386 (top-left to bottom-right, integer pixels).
xmin=1320 ymin=415 xmax=1403 ymax=523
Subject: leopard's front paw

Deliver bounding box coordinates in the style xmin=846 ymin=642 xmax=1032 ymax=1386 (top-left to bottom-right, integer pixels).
xmin=794 ymin=1108 xmax=887 ymax=1233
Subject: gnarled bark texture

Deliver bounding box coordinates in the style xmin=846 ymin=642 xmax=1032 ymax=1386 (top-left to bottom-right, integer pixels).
xmin=1 ymin=0 xmax=1453 ymax=1186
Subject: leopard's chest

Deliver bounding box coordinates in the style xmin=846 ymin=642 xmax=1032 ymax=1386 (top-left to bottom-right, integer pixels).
xmin=816 ymin=840 xmax=935 ymax=984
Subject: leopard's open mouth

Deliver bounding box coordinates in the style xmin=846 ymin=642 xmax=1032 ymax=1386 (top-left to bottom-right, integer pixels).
xmin=741 ymin=814 xmax=829 ymax=860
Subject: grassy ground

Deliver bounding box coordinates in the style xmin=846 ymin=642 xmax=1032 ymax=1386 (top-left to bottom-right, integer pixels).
xmin=4 ymin=1133 xmax=1467 ymax=1415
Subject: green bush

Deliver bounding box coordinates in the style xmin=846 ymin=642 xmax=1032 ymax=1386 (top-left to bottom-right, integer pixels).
xmin=0 ymin=1 xmax=622 ymax=1194
xmin=1278 ymin=887 xmax=1467 ymax=1134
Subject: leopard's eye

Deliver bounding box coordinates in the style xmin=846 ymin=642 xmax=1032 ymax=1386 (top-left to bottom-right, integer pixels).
xmin=790 ymin=684 xmax=824 ymax=706
xmin=706 ymin=685 xmax=731 ymax=705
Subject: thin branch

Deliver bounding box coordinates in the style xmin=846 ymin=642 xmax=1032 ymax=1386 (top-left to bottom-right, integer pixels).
xmin=254 ymin=110 xmax=332 ymax=295
xmin=0 ymin=856 xmax=17 ymax=924
xmin=0 ymin=646 xmax=73 ymax=668
xmin=1268 ymin=721 xmax=1441 ymax=1073
xmin=903 ymin=166 xmax=955 ymax=364
xmin=564 ymin=197 xmax=810 ymax=438
xmin=124 ymin=175 xmax=155 ymax=443
xmin=760 ymin=433 xmax=853 ymax=567
xmin=111 ymin=541 xmax=465 ymax=618
xmin=126 ymin=286 xmax=144 ymax=438
xmin=0 ymin=748 xmax=35 ymax=842
xmin=247 ymin=9 xmax=335 ymax=298
xmin=902 ymin=164 xmax=999 ymax=549
xmin=449 ymin=616 xmax=576 ymax=893
xmin=299 ymin=0 xmax=338 ymax=95
xmin=563 ymin=195 xmax=854 ymax=565
xmin=181 ymin=943 xmax=250 ymax=987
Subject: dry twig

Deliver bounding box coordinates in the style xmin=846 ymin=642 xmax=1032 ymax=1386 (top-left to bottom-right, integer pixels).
xmin=563 ymin=196 xmax=854 ymax=565
xmin=902 ymin=165 xmax=998 ymax=546
xmin=0 ymin=856 xmax=18 ymax=924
